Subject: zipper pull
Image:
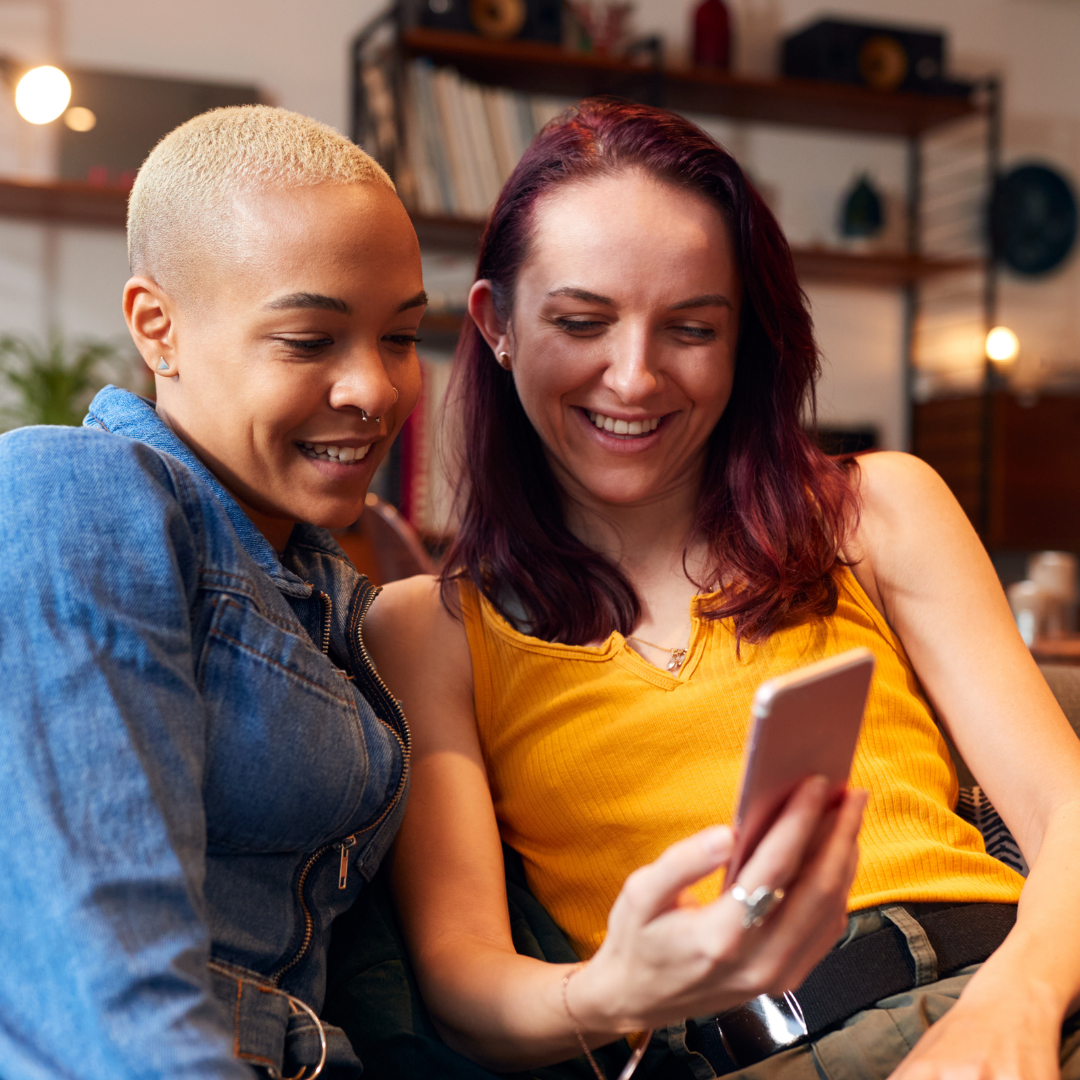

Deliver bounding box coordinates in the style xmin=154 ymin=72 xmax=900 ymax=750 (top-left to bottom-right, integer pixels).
xmin=337 ymin=835 xmax=357 ymax=890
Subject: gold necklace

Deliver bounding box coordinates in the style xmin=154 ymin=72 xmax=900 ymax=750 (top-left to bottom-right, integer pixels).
xmin=626 ymin=634 xmax=689 ymax=672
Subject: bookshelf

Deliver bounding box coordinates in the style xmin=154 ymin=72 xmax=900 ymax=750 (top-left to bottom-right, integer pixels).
xmin=399 ymin=27 xmax=977 ymax=138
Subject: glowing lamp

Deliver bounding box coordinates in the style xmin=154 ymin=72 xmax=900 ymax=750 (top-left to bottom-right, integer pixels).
xmin=15 ymin=65 xmax=71 ymax=124
xmin=985 ymin=326 xmax=1020 ymax=365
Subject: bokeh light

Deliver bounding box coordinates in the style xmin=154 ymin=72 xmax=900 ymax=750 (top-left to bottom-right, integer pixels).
xmin=985 ymin=326 xmax=1020 ymax=364
xmin=14 ymin=66 xmax=72 ymax=124
xmin=63 ymin=106 xmax=97 ymax=132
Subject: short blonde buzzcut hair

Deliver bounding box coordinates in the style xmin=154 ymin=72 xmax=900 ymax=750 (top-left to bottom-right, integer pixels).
xmin=128 ymin=105 xmax=394 ymax=295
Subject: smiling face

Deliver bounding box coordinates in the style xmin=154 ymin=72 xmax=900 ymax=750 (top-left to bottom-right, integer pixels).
xmin=478 ymin=170 xmax=740 ymax=516
xmin=125 ymin=182 xmax=424 ymax=550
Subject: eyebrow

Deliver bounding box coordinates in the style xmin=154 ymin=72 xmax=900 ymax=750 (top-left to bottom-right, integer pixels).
xmin=396 ymin=290 xmax=429 ymax=313
xmin=263 ymin=289 xmax=428 ymax=316
xmin=265 ymin=293 xmax=352 ymax=314
xmin=669 ymin=293 xmax=733 ymax=311
xmin=548 ymin=287 xmax=732 ymax=311
xmin=548 ymin=286 xmax=615 ymax=305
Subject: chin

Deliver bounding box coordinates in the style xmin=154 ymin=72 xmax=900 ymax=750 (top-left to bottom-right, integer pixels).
xmin=300 ymin=500 xmax=367 ymax=531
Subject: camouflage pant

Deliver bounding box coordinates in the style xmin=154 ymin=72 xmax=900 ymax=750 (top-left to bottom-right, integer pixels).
xmin=659 ymin=905 xmax=1080 ymax=1080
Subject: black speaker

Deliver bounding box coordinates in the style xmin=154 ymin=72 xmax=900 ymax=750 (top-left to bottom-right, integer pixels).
xmin=782 ymin=19 xmax=971 ymax=97
xmin=418 ymin=0 xmax=562 ymax=44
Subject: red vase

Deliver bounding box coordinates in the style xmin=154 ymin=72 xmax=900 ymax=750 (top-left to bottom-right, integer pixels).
xmin=693 ymin=0 xmax=731 ymax=69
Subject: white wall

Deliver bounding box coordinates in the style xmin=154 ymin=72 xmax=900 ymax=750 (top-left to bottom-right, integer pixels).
xmin=2 ymin=0 xmax=1078 ymax=447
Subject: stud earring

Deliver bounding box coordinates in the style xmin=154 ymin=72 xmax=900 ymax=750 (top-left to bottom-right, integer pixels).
xmin=156 ymin=357 xmax=170 ymax=372
xmin=497 ymin=351 xmax=511 ymax=368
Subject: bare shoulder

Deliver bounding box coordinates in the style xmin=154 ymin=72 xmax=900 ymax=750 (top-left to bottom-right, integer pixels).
xmin=364 ymin=574 xmax=474 ymax=724
xmin=845 ymin=451 xmax=984 ymax=615
xmin=852 ymin=451 xmax=955 ymax=524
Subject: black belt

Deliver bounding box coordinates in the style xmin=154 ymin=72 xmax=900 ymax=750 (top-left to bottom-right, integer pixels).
xmin=687 ymin=903 xmax=1017 ymax=1075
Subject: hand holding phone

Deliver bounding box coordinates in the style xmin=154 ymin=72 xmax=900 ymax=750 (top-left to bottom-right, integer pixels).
xmin=726 ymin=647 xmax=875 ymax=882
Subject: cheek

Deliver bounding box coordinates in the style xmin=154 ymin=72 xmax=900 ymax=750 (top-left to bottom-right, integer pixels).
xmin=396 ymin=355 xmax=423 ymax=419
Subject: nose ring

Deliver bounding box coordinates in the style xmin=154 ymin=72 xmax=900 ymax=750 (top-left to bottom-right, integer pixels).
xmin=360 ymin=387 xmax=398 ymax=423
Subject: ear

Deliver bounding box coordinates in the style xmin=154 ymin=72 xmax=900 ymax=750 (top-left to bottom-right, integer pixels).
xmin=124 ymin=276 xmax=178 ymax=379
xmin=467 ymin=279 xmax=513 ymax=369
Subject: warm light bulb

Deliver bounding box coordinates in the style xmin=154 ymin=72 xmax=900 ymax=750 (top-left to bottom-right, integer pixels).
xmin=985 ymin=326 xmax=1020 ymax=364
xmin=15 ymin=66 xmax=72 ymax=124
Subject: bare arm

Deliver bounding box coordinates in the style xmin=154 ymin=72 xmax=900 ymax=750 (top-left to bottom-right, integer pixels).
xmin=366 ymin=575 xmax=865 ymax=1070
xmin=846 ymin=452 xmax=1080 ymax=1080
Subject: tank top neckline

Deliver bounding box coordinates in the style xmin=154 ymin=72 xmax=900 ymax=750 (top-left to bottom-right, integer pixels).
xmin=461 ymin=566 xmax=892 ymax=689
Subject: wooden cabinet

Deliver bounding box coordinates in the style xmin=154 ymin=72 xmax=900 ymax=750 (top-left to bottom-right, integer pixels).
xmin=913 ymin=393 xmax=1080 ymax=549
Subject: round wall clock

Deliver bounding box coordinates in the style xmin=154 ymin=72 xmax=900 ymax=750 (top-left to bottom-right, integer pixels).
xmin=991 ymin=163 xmax=1078 ymax=276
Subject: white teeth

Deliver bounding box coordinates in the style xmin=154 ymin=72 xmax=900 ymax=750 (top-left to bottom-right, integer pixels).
xmin=298 ymin=441 xmax=371 ymax=464
xmin=588 ymin=410 xmax=661 ymax=435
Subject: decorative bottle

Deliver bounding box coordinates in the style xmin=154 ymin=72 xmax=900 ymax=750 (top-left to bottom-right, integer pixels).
xmin=693 ymin=0 xmax=731 ymax=69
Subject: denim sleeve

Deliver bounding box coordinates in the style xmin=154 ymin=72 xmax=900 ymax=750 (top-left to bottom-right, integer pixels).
xmin=0 ymin=428 xmax=254 ymax=1079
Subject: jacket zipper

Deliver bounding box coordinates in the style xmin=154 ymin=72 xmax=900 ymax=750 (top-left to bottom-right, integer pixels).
xmin=268 ymin=583 xmax=409 ymax=987
xmin=269 ymin=835 xmax=353 ymax=987
xmin=317 ymin=590 xmax=332 ymax=656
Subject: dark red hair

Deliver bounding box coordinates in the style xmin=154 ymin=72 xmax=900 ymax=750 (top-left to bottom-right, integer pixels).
xmin=440 ymin=97 xmax=858 ymax=645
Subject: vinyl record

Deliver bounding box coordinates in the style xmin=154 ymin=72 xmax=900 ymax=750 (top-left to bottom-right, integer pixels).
xmin=991 ymin=163 xmax=1078 ymax=276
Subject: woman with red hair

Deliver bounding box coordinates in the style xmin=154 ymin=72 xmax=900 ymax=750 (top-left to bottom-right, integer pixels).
xmin=353 ymin=99 xmax=1080 ymax=1079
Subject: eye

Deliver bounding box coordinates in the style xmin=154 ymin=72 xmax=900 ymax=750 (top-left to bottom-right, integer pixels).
xmin=554 ymin=317 xmax=606 ymax=335
xmin=275 ymin=335 xmax=333 ymax=353
xmin=383 ymin=333 xmax=421 ymax=350
xmin=671 ymin=325 xmax=716 ymax=342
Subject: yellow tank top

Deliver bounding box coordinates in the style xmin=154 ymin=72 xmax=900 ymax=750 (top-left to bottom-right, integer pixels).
xmin=459 ymin=569 xmax=1024 ymax=959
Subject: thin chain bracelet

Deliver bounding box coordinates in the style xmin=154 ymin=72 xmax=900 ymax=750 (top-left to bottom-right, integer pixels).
xmin=561 ymin=963 xmax=653 ymax=1080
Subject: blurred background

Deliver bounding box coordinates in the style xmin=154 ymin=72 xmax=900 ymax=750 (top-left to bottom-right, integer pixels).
xmin=1 ymin=0 xmax=1078 ymax=644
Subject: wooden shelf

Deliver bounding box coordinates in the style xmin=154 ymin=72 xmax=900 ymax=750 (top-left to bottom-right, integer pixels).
xmin=402 ymin=28 xmax=979 ymax=138
xmin=410 ymin=212 xmax=978 ymax=287
xmin=791 ymin=247 xmax=979 ymax=287
xmin=0 ymin=177 xmax=128 ymax=227
xmin=0 ymin=182 xmax=975 ymax=290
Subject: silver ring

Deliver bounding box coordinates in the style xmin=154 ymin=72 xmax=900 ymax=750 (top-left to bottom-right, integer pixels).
xmin=359 ymin=409 xmax=381 ymax=423
xmin=730 ymin=884 xmax=785 ymax=929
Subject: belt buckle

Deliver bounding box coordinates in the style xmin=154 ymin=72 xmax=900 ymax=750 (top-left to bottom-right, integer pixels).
xmin=714 ymin=991 xmax=808 ymax=1068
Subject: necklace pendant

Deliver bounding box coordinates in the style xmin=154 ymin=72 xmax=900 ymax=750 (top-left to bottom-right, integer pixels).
xmin=666 ymin=648 xmax=687 ymax=672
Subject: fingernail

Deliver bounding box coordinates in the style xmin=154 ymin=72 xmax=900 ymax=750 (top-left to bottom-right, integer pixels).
xmin=810 ymin=775 xmax=829 ymax=794
xmin=701 ymin=826 xmax=732 ymax=857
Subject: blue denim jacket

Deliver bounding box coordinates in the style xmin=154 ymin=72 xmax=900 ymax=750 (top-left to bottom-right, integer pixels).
xmin=0 ymin=386 xmax=409 ymax=1078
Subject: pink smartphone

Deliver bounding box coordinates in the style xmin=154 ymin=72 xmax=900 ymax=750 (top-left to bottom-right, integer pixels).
xmin=725 ymin=647 xmax=875 ymax=882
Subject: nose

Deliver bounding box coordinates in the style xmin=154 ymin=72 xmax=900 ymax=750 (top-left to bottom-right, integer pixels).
xmin=602 ymin=322 xmax=660 ymax=404
xmin=328 ymin=344 xmax=399 ymax=421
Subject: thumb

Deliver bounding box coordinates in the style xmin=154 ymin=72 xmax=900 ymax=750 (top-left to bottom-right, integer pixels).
xmin=609 ymin=826 xmax=733 ymax=930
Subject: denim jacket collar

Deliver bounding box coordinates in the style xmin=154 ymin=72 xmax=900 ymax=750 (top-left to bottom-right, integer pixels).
xmin=84 ymin=385 xmax=313 ymax=594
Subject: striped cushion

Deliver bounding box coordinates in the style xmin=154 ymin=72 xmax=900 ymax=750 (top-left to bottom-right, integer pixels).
xmin=955 ymin=786 xmax=1028 ymax=876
